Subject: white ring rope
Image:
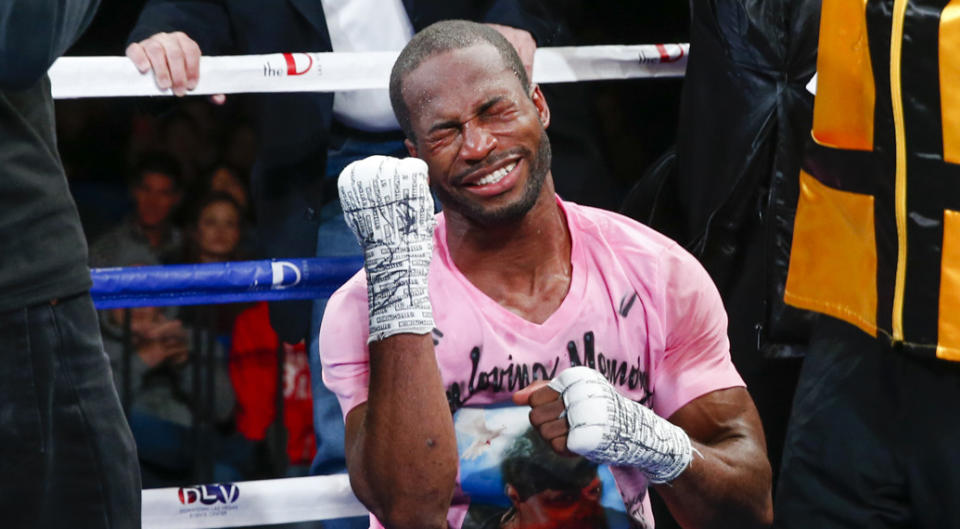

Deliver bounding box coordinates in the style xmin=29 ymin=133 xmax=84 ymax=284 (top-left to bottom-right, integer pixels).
xmin=143 ymin=474 xmax=366 ymax=529
xmin=50 ymin=43 xmax=688 ymax=99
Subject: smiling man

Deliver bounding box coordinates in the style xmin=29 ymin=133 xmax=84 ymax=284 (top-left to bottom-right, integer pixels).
xmin=319 ymin=20 xmax=772 ymax=529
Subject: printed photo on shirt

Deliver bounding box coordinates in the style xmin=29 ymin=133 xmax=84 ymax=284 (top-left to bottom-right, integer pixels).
xmin=455 ymin=406 xmax=639 ymax=529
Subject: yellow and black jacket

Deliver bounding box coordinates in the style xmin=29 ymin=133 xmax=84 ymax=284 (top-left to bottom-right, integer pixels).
xmin=785 ymin=0 xmax=960 ymax=360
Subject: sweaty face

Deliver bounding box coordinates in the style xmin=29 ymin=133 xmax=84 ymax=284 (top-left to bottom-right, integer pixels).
xmin=402 ymin=44 xmax=552 ymax=226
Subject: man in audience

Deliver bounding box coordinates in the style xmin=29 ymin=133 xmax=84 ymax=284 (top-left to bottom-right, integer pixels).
xmin=90 ymin=151 xmax=184 ymax=266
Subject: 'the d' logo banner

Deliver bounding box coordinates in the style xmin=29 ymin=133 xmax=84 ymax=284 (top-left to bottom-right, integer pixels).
xmin=282 ymin=53 xmax=314 ymax=75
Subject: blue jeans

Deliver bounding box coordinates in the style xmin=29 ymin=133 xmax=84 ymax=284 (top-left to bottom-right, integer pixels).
xmin=0 ymin=293 xmax=141 ymax=528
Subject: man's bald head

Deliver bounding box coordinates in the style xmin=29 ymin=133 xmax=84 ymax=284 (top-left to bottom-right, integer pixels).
xmin=389 ymin=20 xmax=531 ymax=141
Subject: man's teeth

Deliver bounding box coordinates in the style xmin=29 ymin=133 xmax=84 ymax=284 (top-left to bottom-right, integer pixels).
xmin=474 ymin=162 xmax=517 ymax=186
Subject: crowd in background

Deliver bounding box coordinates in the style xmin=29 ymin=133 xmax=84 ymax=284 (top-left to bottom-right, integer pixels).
xmin=80 ymin=127 xmax=316 ymax=488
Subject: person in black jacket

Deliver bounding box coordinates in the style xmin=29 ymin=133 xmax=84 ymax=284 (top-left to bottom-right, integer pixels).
xmin=0 ymin=1 xmax=141 ymax=527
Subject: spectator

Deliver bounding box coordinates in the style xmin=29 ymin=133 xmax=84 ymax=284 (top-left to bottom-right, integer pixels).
xmin=182 ymin=192 xmax=246 ymax=264
xmin=159 ymin=110 xmax=204 ymax=186
xmin=90 ymin=151 xmax=184 ymax=266
xmin=221 ymin=121 xmax=258 ymax=177
xmin=99 ymin=249 xmax=237 ymax=487
xmin=230 ymin=302 xmax=317 ymax=477
xmin=178 ymin=192 xmax=253 ymax=348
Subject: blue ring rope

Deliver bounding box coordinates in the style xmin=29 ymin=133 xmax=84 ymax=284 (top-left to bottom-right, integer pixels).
xmin=90 ymin=257 xmax=363 ymax=309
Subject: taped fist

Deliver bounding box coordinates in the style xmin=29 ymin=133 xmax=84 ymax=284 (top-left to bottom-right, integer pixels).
xmin=338 ymin=156 xmax=436 ymax=342
xmin=519 ymin=366 xmax=693 ymax=484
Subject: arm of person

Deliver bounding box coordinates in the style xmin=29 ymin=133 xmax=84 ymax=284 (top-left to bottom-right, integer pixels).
xmin=647 ymin=243 xmax=772 ymax=527
xmin=332 ymin=156 xmax=459 ymax=529
xmin=0 ymin=0 xmax=100 ymax=89
xmin=99 ymin=315 xmax=153 ymax=403
xmin=484 ymin=24 xmax=536 ymax=78
xmin=653 ymin=386 xmax=772 ymax=529
xmin=517 ymin=241 xmax=772 ymax=528
xmin=482 ymin=0 xmax=554 ymax=45
xmin=343 ymin=335 xmax=458 ymax=529
xmin=517 ymin=379 xmax=771 ymax=529
xmin=125 ymin=0 xmax=233 ymax=98
xmin=482 ymin=0 xmax=549 ymax=78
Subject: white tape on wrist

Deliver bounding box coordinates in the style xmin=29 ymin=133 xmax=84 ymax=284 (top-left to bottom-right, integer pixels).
xmin=549 ymin=366 xmax=692 ymax=484
xmin=338 ymin=156 xmax=436 ymax=342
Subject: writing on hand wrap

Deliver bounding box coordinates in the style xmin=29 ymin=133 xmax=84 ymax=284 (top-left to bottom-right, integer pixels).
xmin=338 ymin=156 xmax=436 ymax=342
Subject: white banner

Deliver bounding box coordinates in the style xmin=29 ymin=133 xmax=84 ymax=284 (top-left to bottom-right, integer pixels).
xmin=142 ymin=475 xmax=367 ymax=529
xmin=49 ymin=44 xmax=688 ymax=99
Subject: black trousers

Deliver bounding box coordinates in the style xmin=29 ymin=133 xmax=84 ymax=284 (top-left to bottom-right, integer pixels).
xmin=776 ymin=317 xmax=960 ymax=528
xmin=0 ymin=293 xmax=141 ymax=528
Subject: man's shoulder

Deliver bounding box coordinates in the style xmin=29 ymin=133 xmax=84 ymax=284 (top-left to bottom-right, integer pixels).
xmin=565 ymin=201 xmax=709 ymax=295
xmin=566 ymin=200 xmax=685 ymax=259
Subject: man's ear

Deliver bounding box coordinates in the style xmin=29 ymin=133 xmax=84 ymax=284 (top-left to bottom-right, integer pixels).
xmin=530 ymin=84 xmax=550 ymax=129
xmin=404 ymin=138 xmax=418 ymax=157
xmin=506 ymin=483 xmax=521 ymax=505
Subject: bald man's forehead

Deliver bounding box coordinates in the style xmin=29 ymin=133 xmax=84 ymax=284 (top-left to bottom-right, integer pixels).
xmin=400 ymin=43 xmax=521 ymax=110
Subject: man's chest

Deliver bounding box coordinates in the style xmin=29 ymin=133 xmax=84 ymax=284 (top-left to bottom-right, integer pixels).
xmin=432 ymin=292 xmax=657 ymax=413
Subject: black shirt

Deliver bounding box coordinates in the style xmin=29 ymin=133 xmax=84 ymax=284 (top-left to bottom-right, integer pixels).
xmin=0 ymin=0 xmax=101 ymax=311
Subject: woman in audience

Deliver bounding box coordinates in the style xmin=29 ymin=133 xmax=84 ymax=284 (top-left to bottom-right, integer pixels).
xmin=179 ymin=192 xmax=253 ymax=342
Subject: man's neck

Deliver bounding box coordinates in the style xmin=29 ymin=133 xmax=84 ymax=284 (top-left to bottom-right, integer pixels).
xmin=443 ymin=182 xmax=573 ymax=324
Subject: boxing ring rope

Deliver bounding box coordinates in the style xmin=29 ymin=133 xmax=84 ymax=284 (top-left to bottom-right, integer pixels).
xmin=92 ymin=257 xmax=363 ymax=309
xmin=49 ymin=44 xmax=688 ymax=98
xmin=91 ymin=258 xmax=367 ymax=528
xmin=142 ymin=475 xmax=366 ymax=529
xmin=80 ymin=42 xmax=690 ymax=528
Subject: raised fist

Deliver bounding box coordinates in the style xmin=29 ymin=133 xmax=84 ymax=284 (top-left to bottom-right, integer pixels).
xmin=338 ymin=156 xmax=436 ymax=342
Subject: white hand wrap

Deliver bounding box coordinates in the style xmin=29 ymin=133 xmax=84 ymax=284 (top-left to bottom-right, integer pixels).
xmin=549 ymin=366 xmax=693 ymax=484
xmin=338 ymin=156 xmax=436 ymax=343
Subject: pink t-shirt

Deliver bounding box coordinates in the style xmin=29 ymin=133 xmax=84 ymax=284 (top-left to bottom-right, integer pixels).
xmin=320 ymin=199 xmax=744 ymax=528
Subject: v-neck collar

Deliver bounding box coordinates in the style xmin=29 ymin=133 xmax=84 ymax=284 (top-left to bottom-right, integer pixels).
xmin=435 ymin=198 xmax=587 ymax=342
